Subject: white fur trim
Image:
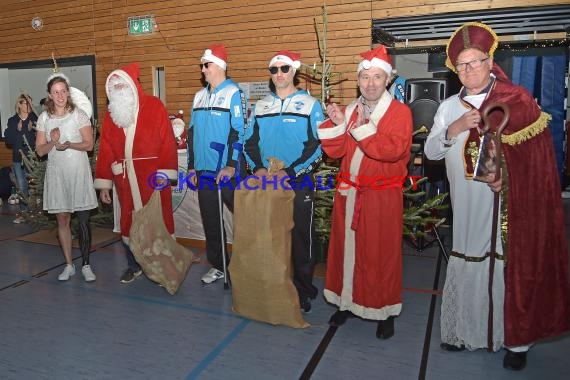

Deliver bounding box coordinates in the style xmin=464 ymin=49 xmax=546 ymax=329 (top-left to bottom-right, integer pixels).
xmin=324 ymin=289 xmax=402 ymax=320
xmin=358 ymin=57 xmax=392 ymax=75
xmin=349 ymin=90 xmax=393 ymax=143
xmin=94 ymin=178 xmax=113 ymax=190
xmin=160 ymin=169 xmax=177 ymax=180
xmin=269 ymin=55 xmax=301 ymax=69
xmin=202 ymin=49 xmax=227 ymax=70
xmin=317 ymin=121 xmax=346 ymax=139
xmin=350 ymin=122 xmax=377 ymax=141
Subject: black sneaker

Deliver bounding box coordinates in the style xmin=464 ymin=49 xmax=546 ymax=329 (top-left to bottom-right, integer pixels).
xmin=300 ymin=298 xmax=312 ymax=313
xmin=120 ymin=268 xmax=142 ymax=284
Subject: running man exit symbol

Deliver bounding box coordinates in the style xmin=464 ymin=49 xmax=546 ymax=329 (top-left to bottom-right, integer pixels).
xmin=128 ymin=15 xmax=155 ymax=35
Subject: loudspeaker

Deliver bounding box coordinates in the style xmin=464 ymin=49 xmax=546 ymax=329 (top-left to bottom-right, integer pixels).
xmin=405 ymin=79 xmax=447 ymax=132
xmin=405 ymin=79 xmax=448 ymax=185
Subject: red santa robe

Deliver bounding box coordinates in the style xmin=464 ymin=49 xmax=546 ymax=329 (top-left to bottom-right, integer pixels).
xmin=94 ymin=63 xmax=178 ymax=241
xmin=317 ymin=91 xmax=412 ymax=320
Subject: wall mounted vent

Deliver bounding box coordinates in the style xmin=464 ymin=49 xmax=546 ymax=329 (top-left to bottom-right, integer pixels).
xmin=373 ymin=5 xmax=570 ymax=45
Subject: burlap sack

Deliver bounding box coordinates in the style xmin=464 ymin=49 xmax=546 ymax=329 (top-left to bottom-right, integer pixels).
xmin=129 ymin=190 xmax=195 ymax=295
xmin=230 ymin=175 xmax=309 ymax=328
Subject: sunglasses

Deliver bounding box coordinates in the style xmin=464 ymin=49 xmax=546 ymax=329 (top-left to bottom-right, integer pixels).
xmin=200 ymin=62 xmax=212 ymax=70
xmin=269 ymin=65 xmax=291 ymax=74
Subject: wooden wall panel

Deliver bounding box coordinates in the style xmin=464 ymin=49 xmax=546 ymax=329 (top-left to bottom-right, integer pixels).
xmin=0 ymin=0 xmax=567 ymax=168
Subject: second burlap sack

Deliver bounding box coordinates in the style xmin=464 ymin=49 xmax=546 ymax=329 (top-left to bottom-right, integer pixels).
xmin=229 ymin=160 xmax=309 ymax=328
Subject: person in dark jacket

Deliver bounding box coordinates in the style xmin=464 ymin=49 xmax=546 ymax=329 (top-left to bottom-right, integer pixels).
xmin=4 ymin=94 xmax=37 ymax=223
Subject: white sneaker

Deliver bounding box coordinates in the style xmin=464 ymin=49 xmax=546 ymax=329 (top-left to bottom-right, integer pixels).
xmin=13 ymin=216 xmax=25 ymax=224
xmin=201 ymin=268 xmax=224 ymax=284
xmin=58 ymin=264 xmax=76 ymax=281
xmin=81 ymin=265 xmax=96 ymax=282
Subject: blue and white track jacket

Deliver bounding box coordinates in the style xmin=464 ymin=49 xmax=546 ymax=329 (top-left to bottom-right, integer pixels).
xmin=244 ymin=90 xmax=324 ymax=179
xmin=187 ymin=79 xmax=246 ymax=172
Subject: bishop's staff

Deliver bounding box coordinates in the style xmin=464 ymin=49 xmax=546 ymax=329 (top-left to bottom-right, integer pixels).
xmin=479 ymin=102 xmax=510 ymax=352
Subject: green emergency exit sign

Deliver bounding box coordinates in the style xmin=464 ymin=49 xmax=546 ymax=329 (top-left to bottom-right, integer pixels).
xmin=128 ymin=15 xmax=155 ymax=35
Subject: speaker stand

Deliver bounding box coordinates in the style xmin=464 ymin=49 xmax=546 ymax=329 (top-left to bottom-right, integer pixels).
xmin=406 ymin=158 xmax=450 ymax=263
xmin=406 ymin=221 xmax=449 ymax=263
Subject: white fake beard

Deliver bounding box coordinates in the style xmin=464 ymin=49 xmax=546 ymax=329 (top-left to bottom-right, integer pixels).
xmin=108 ymin=87 xmax=136 ymax=128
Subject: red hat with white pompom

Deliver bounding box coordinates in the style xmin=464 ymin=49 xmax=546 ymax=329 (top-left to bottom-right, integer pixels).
xmin=201 ymin=44 xmax=227 ymax=70
xmin=357 ymin=45 xmax=393 ymax=75
xmin=269 ymin=50 xmax=301 ymax=69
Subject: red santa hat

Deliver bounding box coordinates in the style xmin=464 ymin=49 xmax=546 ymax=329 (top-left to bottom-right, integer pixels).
xmin=268 ymin=50 xmax=301 ymax=69
xmin=445 ymin=22 xmax=498 ymax=72
xmin=201 ymin=44 xmax=227 ymax=70
xmin=357 ymin=45 xmax=392 ymax=75
xmin=105 ymin=62 xmax=143 ymax=99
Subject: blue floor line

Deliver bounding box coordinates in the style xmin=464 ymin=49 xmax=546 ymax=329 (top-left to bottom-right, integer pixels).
xmin=185 ymin=319 xmax=251 ymax=380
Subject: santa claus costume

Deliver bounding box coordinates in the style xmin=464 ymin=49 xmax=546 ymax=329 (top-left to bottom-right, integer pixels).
xmin=318 ymin=46 xmax=412 ymax=338
xmin=94 ymin=63 xmax=178 ymax=279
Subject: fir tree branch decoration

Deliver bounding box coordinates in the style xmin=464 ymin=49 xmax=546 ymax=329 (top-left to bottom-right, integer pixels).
xmin=301 ymin=2 xmax=345 ymax=108
xmin=403 ymin=179 xmax=449 ymax=239
xmin=20 ymin=136 xmax=54 ymax=229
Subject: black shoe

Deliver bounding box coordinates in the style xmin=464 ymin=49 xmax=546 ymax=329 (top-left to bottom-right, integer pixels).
xmin=440 ymin=343 xmax=466 ymax=352
xmin=120 ymin=268 xmax=142 ymax=284
xmin=300 ymin=299 xmax=312 ymax=313
xmin=376 ymin=316 xmax=395 ymax=339
xmin=503 ymin=350 xmax=527 ymax=371
xmin=328 ymin=310 xmax=352 ymax=326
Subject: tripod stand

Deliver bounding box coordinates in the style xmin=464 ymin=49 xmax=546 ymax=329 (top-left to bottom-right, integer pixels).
xmin=404 ymin=138 xmax=450 ymax=262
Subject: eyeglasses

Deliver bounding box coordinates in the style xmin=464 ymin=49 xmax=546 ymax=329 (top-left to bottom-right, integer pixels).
xmin=200 ymin=62 xmax=211 ymax=70
xmin=456 ymin=57 xmax=489 ymax=72
xmin=269 ymin=65 xmax=291 ymax=74
xmin=18 ymin=100 xmax=27 ymax=104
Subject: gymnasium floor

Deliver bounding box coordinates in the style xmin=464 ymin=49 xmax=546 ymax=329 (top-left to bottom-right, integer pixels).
xmin=0 ymin=200 xmax=568 ymax=380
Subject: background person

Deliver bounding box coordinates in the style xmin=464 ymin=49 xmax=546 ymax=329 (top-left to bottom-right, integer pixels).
xmin=5 ymin=94 xmax=38 ymax=223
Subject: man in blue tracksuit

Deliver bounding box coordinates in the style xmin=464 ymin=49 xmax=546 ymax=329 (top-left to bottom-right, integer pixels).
xmin=244 ymin=51 xmax=324 ymax=312
xmin=188 ymin=44 xmax=247 ymax=284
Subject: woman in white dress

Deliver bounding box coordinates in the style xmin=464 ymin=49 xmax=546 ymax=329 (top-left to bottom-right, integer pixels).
xmin=35 ymin=74 xmax=98 ymax=282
